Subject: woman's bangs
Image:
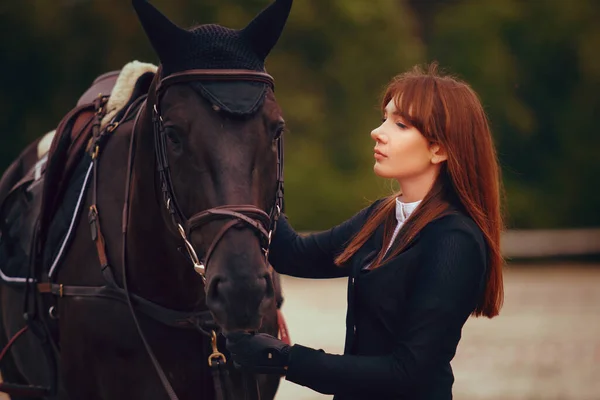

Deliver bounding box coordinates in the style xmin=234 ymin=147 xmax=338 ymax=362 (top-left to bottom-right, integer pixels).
xmin=385 ymin=77 xmax=436 ymax=135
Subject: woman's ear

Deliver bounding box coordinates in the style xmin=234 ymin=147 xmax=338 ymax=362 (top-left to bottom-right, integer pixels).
xmin=430 ymin=143 xmax=448 ymax=164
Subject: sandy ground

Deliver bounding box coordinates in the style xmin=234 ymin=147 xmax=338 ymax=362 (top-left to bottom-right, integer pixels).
xmin=1 ymin=264 xmax=598 ymax=399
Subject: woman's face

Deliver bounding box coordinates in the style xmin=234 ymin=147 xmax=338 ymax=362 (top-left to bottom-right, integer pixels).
xmin=371 ymin=100 xmax=440 ymax=181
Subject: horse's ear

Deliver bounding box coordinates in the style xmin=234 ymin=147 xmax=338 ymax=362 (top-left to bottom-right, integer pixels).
xmin=132 ymin=0 xmax=188 ymax=63
xmin=241 ymin=0 xmax=293 ymax=61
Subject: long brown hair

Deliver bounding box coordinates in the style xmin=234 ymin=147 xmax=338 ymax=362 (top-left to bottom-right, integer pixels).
xmin=335 ymin=63 xmax=504 ymax=318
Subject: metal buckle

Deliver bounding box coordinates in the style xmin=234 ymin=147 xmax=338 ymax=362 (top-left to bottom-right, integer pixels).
xmin=153 ymin=104 xmax=164 ymax=123
xmin=106 ymin=121 xmax=119 ymax=133
xmin=48 ymin=306 xmax=58 ymax=320
xmin=208 ymin=330 xmax=227 ymax=366
xmin=177 ymin=224 xmax=206 ymax=282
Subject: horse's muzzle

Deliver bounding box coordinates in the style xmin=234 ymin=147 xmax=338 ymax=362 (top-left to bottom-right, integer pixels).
xmin=206 ymin=272 xmax=275 ymax=331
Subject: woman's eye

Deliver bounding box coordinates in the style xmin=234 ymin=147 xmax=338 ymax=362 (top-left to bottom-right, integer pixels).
xmin=396 ymin=122 xmax=408 ymax=129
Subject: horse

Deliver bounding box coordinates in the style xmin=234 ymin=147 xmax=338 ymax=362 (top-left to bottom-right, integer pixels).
xmin=0 ymin=0 xmax=292 ymax=398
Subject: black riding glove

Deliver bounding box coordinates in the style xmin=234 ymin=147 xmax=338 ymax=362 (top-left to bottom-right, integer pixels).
xmin=225 ymin=332 xmax=291 ymax=375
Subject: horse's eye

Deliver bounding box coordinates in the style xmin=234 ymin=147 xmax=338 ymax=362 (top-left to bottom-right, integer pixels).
xmin=274 ymin=125 xmax=285 ymax=141
xmin=165 ymin=129 xmax=181 ymax=144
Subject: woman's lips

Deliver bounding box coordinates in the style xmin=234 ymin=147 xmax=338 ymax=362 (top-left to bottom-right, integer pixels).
xmin=374 ymin=148 xmax=387 ymax=160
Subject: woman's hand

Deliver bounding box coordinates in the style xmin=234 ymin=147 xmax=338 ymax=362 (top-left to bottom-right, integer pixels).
xmin=225 ymin=332 xmax=291 ymax=375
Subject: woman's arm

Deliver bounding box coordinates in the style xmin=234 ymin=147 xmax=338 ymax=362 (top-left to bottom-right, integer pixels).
xmin=284 ymin=224 xmax=487 ymax=397
xmin=268 ymin=200 xmax=381 ymax=279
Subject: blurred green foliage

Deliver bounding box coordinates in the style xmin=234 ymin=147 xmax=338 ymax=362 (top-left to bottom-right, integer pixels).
xmin=0 ymin=0 xmax=597 ymax=230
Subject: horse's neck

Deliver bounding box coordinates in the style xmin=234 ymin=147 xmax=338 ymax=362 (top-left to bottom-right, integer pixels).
xmin=125 ymin=108 xmax=206 ymax=309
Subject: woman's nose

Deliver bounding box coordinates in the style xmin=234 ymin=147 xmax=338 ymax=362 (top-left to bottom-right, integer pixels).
xmin=371 ymin=126 xmax=386 ymax=143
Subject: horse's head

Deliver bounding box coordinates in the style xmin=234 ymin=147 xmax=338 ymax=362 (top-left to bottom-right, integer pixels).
xmin=133 ymin=0 xmax=291 ymax=332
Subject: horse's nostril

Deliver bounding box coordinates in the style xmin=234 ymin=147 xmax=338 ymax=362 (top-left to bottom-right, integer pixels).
xmin=207 ymin=276 xmax=223 ymax=303
xmin=206 ymin=273 xmax=274 ymax=317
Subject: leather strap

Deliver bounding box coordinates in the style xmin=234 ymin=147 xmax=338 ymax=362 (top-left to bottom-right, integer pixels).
xmin=186 ymin=206 xmax=271 ymax=237
xmin=88 ymin=95 xmax=148 ymax=286
xmin=0 ymin=326 xmax=28 ymax=364
xmin=210 ymin=358 xmax=235 ymax=400
xmin=157 ymin=69 xmax=274 ymax=96
xmin=187 ymin=206 xmax=273 ymax=267
xmin=204 ymin=220 xmax=239 ymax=267
xmin=36 ymin=282 xmax=213 ymax=330
xmin=88 ymin=95 xmax=112 ymax=282
xmin=0 ymin=382 xmax=49 ymax=398
xmin=121 ymin=104 xmax=180 ymax=400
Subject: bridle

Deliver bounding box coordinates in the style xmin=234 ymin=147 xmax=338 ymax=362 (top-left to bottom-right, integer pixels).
xmin=124 ymin=68 xmax=285 ymax=400
xmin=152 ymin=69 xmax=284 ymax=282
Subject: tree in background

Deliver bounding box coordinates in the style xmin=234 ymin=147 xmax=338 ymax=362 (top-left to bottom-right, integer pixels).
xmin=423 ymin=0 xmax=600 ymax=228
xmin=1 ymin=0 xmax=597 ymax=230
xmin=0 ymin=0 xmax=422 ymax=230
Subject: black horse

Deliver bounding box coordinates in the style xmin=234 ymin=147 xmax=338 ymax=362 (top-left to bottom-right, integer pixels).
xmin=0 ymin=0 xmax=292 ymax=398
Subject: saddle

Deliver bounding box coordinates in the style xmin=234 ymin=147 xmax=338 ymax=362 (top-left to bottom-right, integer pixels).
xmin=39 ymin=63 xmax=157 ymax=252
xmin=0 ymin=61 xmax=157 ymax=283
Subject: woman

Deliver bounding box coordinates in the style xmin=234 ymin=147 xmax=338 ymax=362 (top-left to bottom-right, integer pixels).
xmin=226 ymin=63 xmax=504 ymax=399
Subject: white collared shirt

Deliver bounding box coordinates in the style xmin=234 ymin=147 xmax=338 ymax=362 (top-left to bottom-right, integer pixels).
xmin=363 ymin=197 xmax=421 ymax=269
xmin=384 ymin=197 xmax=421 ymax=256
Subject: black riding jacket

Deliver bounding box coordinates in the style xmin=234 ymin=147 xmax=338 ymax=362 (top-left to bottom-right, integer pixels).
xmin=268 ymin=200 xmax=488 ymax=400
